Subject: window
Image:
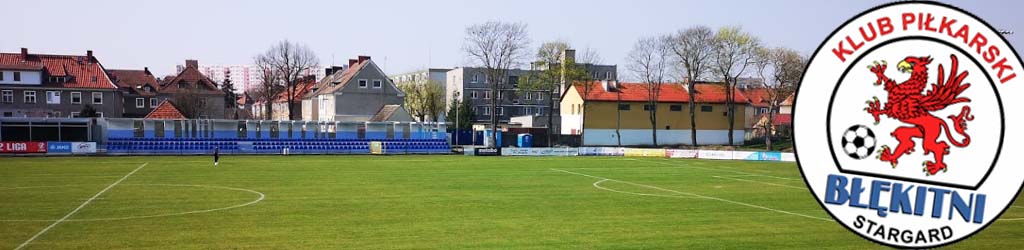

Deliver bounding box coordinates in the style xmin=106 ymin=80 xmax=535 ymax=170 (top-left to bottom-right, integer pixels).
xmin=536 ymin=92 xmax=544 ymax=100
xmin=471 ymin=74 xmax=479 ymax=83
xmin=92 ymin=92 xmax=103 ymax=104
xmin=13 ymin=72 xmax=20 ymax=82
xmin=1 ymin=90 xmax=12 ymax=103
xmin=270 ymin=122 xmax=280 ymax=139
xmin=497 ymin=107 xmax=504 ymax=116
xmin=150 ymin=98 xmax=158 ymax=108
xmin=358 ymin=79 xmax=368 ymax=88
xmin=96 ymin=112 xmax=103 ymax=117
xmin=136 ymin=98 xmax=145 ymax=108
xmin=91 ymin=76 xmax=97 ymax=82
xmin=154 ymin=122 xmax=165 ymax=138
xmin=71 ymin=112 xmax=79 ymax=118
xmin=483 ymin=91 xmax=491 ymax=99
xmin=480 ymin=106 xmax=490 ymax=115
xmin=643 ymin=104 xmax=655 ymax=111
xmin=670 ymin=105 xmax=683 ymax=111
xmin=525 ymin=92 xmax=532 ymax=100
xmin=372 ymin=79 xmax=382 ymax=88
xmin=175 ymin=121 xmax=184 ymax=138
xmin=24 ymin=91 xmax=36 ymax=103
xmin=524 ymin=107 xmax=532 ymax=115
xmin=0 ymin=72 xmax=4 ymax=81
xmin=70 ymin=92 xmax=81 ymax=104
xmin=45 ymin=91 xmax=60 ymax=104
xmin=618 ymin=104 xmax=631 ymax=111
xmin=470 ymin=91 xmax=478 ymax=99
xmin=701 ymin=105 xmax=713 ymax=112
xmin=571 ymin=104 xmax=575 ymax=114
xmin=508 ymin=76 xmax=518 ymax=88
xmin=133 ymin=120 xmax=144 ymax=137
xmin=605 ymin=72 xmax=612 ymax=80
xmin=496 ymin=91 xmax=503 ymax=100
xmin=760 ymin=107 xmax=769 ymax=114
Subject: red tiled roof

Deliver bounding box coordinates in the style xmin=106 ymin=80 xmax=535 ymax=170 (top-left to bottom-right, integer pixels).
xmin=266 ymin=75 xmax=317 ymax=104
xmin=237 ymin=92 xmax=253 ymax=105
xmin=158 ymin=63 xmax=225 ymax=95
xmin=145 ymin=100 xmax=187 ymax=119
xmin=108 ymin=69 xmax=160 ymax=96
xmin=0 ymin=51 xmax=115 ymax=89
xmin=307 ymin=59 xmax=370 ymax=97
xmin=740 ymin=88 xmax=795 ymax=107
xmin=572 ymin=81 xmax=748 ymax=104
xmin=759 ymin=113 xmax=792 ymax=126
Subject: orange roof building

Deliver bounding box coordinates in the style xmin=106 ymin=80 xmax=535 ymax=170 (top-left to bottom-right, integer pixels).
xmin=0 ymin=48 xmax=121 ymax=118
xmin=560 ymin=80 xmax=748 ymax=146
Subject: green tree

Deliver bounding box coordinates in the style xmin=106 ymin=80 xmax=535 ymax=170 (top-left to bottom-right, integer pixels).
xmin=711 ymin=26 xmax=761 ymax=145
xmin=520 ymin=41 xmax=595 ymax=146
xmin=78 ymin=105 xmax=98 ymax=118
xmin=221 ymin=77 xmax=238 ymax=109
xmin=400 ymin=79 xmax=446 ymax=122
xmin=446 ymin=91 xmax=473 ymax=130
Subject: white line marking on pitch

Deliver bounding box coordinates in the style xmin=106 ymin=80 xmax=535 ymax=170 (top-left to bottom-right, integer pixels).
xmin=551 ymin=168 xmax=831 ymax=222
xmin=630 ymin=158 xmax=800 ymax=181
xmin=0 ymin=184 xmax=265 ymax=223
xmin=711 ymin=176 xmax=807 ymax=190
xmin=14 ymin=163 xmax=148 ymax=250
xmin=592 ymin=179 xmax=700 ymax=199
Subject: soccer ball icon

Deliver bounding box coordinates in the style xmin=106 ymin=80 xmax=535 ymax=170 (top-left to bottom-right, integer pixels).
xmin=841 ymin=125 xmax=876 ymax=159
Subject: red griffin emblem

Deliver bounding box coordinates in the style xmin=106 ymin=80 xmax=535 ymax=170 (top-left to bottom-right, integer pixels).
xmin=864 ymin=54 xmax=974 ymax=176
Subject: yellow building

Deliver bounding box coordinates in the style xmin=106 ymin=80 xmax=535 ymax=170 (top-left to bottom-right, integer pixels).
xmin=561 ymin=81 xmax=747 ymax=146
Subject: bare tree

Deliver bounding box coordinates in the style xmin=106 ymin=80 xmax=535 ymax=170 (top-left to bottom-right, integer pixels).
xmin=627 ymin=36 xmax=672 ymax=147
xmin=260 ymin=40 xmax=319 ymax=120
xmin=754 ymin=47 xmax=805 ymax=151
xmin=172 ymin=88 xmax=207 ymax=119
xmin=462 ymin=21 xmax=530 ymax=148
xmin=577 ymin=47 xmax=604 ymax=65
xmin=253 ymin=54 xmax=281 ymax=120
xmin=711 ymin=26 xmax=761 ymax=146
xmin=669 ymin=25 xmax=715 ymax=146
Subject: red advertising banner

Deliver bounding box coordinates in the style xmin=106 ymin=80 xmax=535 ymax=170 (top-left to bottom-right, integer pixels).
xmin=0 ymin=141 xmax=47 ymax=153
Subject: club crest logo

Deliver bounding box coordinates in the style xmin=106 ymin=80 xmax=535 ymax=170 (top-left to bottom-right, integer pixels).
xmin=795 ymin=2 xmax=1023 ymax=248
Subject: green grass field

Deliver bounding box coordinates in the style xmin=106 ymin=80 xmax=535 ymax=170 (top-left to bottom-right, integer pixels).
xmin=1 ymin=155 xmax=1022 ymax=249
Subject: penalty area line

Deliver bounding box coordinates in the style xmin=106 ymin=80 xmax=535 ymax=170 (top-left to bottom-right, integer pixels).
xmin=14 ymin=162 xmax=149 ymax=250
xmin=551 ymin=168 xmax=831 ymax=222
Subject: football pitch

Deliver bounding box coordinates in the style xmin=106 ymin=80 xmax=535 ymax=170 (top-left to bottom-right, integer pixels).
xmin=2 ymin=155 xmax=1022 ymax=249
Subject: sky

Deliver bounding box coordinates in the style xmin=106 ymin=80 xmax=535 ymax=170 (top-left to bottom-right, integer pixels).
xmin=3 ymin=0 xmax=1020 ymax=77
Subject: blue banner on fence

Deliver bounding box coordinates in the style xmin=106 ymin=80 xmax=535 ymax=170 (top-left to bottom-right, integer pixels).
xmin=47 ymin=142 xmax=72 ymax=153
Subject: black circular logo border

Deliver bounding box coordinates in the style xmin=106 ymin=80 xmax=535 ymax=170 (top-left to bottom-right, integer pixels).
xmin=793 ymin=1 xmax=1024 ymax=248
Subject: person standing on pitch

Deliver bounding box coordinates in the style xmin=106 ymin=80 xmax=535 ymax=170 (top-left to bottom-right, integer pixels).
xmin=213 ymin=146 xmax=220 ymax=166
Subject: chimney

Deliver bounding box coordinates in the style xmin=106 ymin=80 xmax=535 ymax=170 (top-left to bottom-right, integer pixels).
xmin=87 ymin=50 xmax=93 ymax=58
xmin=185 ymin=59 xmax=199 ymax=69
xmin=20 ymin=48 xmax=28 ymax=59
xmin=144 ymin=67 xmax=151 ymax=75
xmin=348 ymin=59 xmax=358 ymax=68
xmin=357 ymin=55 xmax=370 ymax=63
xmin=560 ymin=49 xmax=576 ymax=63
